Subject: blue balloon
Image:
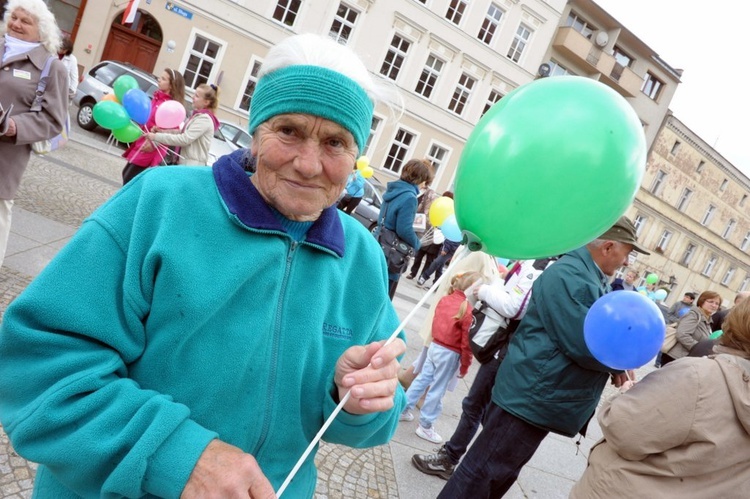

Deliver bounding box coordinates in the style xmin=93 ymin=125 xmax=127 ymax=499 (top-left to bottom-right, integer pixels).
xmin=496 ymin=257 xmax=510 ymax=267
xmin=584 ymin=291 xmax=665 ymax=370
xmin=122 ymin=88 xmax=152 ymax=125
xmin=440 ymin=214 xmax=462 ymax=242
xmin=677 ymin=307 xmax=690 ymax=318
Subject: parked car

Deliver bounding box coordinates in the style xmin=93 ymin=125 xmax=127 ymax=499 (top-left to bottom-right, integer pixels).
xmin=74 ymin=60 xmax=158 ymax=131
xmin=340 ymin=177 xmax=387 ymax=232
xmin=207 ymin=120 xmax=253 ymax=166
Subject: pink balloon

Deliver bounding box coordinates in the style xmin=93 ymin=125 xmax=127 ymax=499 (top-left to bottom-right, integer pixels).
xmin=155 ymin=101 xmax=186 ymax=129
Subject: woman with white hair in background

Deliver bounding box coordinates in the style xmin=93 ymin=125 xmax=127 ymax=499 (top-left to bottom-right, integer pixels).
xmin=0 ymin=33 xmax=406 ymax=498
xmin=0 ymin=0 xmax=67 ymax=267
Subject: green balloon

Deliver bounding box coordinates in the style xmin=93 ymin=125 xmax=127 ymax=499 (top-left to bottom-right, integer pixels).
xmin=454 ymin=76 xmax=646 ymax=259
xmin=646 ymin=273 xmax=659 ymax=284
xmin=113 ymin=74 xmax=139 ymax=103
xmin=112 ymin=121 xmax=143 ymax=143
xmin=709 ymin=330 xmax=723 ymax=340
xmin=92 ymin=101 xmax=131 ymax=130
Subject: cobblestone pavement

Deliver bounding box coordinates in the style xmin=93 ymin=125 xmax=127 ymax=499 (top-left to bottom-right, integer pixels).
xmin=0 ymin=126 xmax=400 ymax=498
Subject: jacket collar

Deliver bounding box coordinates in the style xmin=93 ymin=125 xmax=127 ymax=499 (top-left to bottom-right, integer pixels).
xmin=570 ymin=246 xmax=610 ymax=292
xmin=212 ymin=158 xmax=346 ymax=257
xmin=0 ymin=41 xmax=52 ymax=70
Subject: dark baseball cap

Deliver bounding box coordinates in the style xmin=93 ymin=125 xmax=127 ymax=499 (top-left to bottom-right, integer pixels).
xmin=598 ymin=216 xmax=650 ymax=254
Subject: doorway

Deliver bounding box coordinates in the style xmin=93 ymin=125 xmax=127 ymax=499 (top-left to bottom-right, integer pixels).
xmin=101 ymin=10 xmax=163 ymax=74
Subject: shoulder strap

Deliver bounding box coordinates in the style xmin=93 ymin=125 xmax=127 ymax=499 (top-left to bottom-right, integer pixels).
xmin=31 ymin=56 xmax=56 ymax=113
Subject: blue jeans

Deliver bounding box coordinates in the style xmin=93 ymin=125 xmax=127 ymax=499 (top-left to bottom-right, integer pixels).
xmin=444 ymin=356 xmax=501 ymax=464
xmin=437 ymin=403 xmax=548 ymax=498
xmin=404 ymin=343 xmax=459 ymax=428
xmin=420 ymin=252 xmax=451 ymax=283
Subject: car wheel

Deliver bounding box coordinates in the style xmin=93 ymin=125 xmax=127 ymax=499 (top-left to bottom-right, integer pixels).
xmin=77 ymin=102 xmax=97 ymax=131
xmin=370 ymin=223 xmax=379 ymax=235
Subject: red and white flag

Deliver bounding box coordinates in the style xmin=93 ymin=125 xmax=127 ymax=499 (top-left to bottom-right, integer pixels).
xmin=122 ymin=0 xmax=141 ymax=25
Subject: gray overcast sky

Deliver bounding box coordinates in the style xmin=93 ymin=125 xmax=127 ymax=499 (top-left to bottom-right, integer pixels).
xmin=594 ymin=0 xmax=750 ymax=178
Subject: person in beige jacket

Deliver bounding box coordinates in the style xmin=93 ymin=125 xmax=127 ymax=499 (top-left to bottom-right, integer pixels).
xmin=0 ymin=0 xmax=68 ymax=267
xmin=147 ymin=83 xmax=220 ymax=166
xmin=570 ymin=298 xmax=750 ymax=498
xmin=662 ymin=290 xmax=721 ymax=365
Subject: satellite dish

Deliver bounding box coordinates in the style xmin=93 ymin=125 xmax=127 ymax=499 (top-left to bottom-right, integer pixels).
xmin=594 ymin=31 xmax=609 ymax=48
xmin=538 ymin=63 xmax=551 ymax=77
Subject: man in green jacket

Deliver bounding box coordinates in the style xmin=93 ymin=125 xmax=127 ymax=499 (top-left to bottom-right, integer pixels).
xmin=438 ymin=216 xmax=650 ymax=498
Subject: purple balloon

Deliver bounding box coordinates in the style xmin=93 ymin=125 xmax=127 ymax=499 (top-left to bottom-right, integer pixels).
xmin=584 ymin=291 xmax=665 ymax=370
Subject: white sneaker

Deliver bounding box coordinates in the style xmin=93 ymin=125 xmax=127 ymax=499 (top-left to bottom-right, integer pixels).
xmin=400 ymin=408 xmax=414 ymax=422
xmin=416 ymin=424 xmax=442 ymax=444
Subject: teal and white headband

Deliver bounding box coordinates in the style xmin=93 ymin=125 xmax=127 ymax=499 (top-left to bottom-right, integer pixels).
xmin=248 ymin=65 xmax=374 ymax=153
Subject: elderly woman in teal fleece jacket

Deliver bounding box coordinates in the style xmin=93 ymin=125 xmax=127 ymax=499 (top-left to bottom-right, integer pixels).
xmin=0 ymin=33 xmax=407 ymax=498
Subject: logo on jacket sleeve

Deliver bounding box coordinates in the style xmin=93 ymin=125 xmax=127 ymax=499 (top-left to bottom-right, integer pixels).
xmin=322 ymin=322 xmax=353 ymax=340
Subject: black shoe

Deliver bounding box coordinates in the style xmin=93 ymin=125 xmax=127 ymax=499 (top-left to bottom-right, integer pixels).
xmin=411 ymin=446 xmax=455 ymax=480
xmin=406 ymin=274 xmax=416 ymax=280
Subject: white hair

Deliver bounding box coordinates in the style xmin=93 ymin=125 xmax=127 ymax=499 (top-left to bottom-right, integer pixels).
xmin=260 ymin=33 xmax=404 ymax=117
xmin=2 ymin=0 xmax=62 ymax=54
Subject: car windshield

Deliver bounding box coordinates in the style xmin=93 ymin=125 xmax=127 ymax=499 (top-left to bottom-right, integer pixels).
xmin=92 ymin=64 xmax=126 ymax=86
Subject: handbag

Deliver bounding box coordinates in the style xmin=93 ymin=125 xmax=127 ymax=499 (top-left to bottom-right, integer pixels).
xmin=376 ymin=200 xmax=415 ymax=274
xmin=661 ymin=323 xmax=678 ymax=353
xmin=377 ymin=226 xmax=414 ymax=274
xmin=30 ymin=56 xmax=68 ymax=155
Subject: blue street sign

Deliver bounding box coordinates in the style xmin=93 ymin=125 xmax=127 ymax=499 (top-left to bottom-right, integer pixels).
xmin=165 ymin=2 xmax=194 ymax=20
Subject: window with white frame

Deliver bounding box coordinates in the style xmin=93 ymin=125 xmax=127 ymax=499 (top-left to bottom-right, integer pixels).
xmin=478 ymin=4 xmax=503 ymax=44
xmin=641 ymin=72 xmax=664 ymax=100
xmin=183 ymin=34 xmax=223 ymax=89
xmin=566 ymin=11 xmax=596 ymax=39
xmin=482 ymin=89 xmax=503 ymax=116
xmin=273 ymin=0 xmax=302 ymax=27
xmin=633 ymin=214 xmax=646 ymax=236
xmin=722 ymin=267 xmax=736 ymax=286
xmin=670 ymin=140 xmax=681 ymax=156
xmin=507 ymin=24 xmax=531 ymax=63
xmin=548 ymin=59 xmax=572 ymax=76
xmin=741 ymin=194 xmax=748 ymax=207
xmin=613 ymin=47 xmax=633 ymax=67
xmin=650 ymin=170 xmax=666 ymax=194
xmin=415 ymin=54 xmax=444 ymax=99
xmin=702 ymin=204 xmax=716 ymax=226
xmin=720 ymin=178 xmax=728 ymax=191
xmin=363 ymin=116 xmax=382 ymax=157
xmin=448 ymin=73 xmax=476 ymax=116
xmin=380 ymin=34 xmax=410 ymax=81
xmin=238 ymin=58 xmax=263 ymax=111
xmin=702 ymin=254 xmax=717 ymax=276
xmin=329 ymin=3 xmax=358 ymax=44
xmin=723 ymin=218 xmax=736 ymax=239
xmin=656 ymin=230 xmax=672 ymax=252
xmin=676 ymin=188 xmax=692 ymax=212
xmin=741 ymin=275 xmax=750 ymax=292
xmin=696 ymin=160 xmax=705 ymax=173
xmin=445 ymin=0 xmax=468 ymax=25
xmin=383 ymin=127 xmax=416 ymax=173
xmin=681 ymin=243 xmax=696 ymax=266
xmin=426 ymin=143 xmax=450 ymax=174
xmin=741 ymin=231 xmax=750 ymax=251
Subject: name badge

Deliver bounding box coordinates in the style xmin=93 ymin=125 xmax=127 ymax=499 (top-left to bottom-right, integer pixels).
xmin=13 ymin=69 xmax=31 ymax=80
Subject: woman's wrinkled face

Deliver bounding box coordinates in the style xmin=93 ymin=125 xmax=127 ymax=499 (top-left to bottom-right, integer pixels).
xmin=251 ymin=113 xmax=358 ymax=222
xmin=7 ymin=9 xmax=40 ymax=43
xmin=157 ymin=71 xmax=172 ymax=93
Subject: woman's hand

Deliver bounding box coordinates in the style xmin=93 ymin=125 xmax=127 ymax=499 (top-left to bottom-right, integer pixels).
xmin=334 ymin=339 xmax=406 ymax=415
xmin=4 ymin=118 xmax=17 ymax=137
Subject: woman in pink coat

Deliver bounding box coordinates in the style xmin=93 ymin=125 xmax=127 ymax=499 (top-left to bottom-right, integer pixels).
xmin=121 ymin=68 xmax=185 ymax=184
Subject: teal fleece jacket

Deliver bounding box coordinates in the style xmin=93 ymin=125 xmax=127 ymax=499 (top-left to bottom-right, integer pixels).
xmin=493 ymin=246 xmax=615 ymax=437
xmin=0 ymin=161 xmax=406 ymax=498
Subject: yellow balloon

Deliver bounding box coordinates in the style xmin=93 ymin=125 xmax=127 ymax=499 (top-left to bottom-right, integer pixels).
xmin=101 ymin=93 xmax=119 ymax=103
xmin=360 ymin=166 xmax=374 ymax=178
xmin=356 ymin=156 xmax=370 ymax=170
xmin=429 ymin=197 xmax=455 ymax=227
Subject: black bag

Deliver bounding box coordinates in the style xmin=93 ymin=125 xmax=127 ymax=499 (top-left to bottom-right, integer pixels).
xmin=377 ymin=226 xmax=414 ymax=274
xmin=468 ymin=304 xmax=519 ymax=364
